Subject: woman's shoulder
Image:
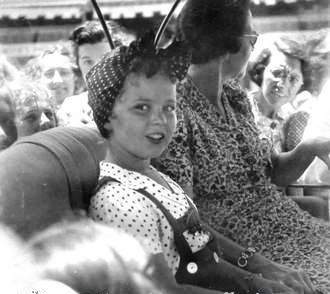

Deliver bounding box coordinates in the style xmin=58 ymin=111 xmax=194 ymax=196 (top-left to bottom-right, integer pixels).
xmin=176 ymin=77 xmax=205 ymax=107
xmin=175 ymin=78 xmax=212 ymax=126
xmin=176 ymin=79 xmax=194 ymax=109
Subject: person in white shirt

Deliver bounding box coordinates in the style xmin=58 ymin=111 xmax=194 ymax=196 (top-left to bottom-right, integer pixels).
xmin=57 ymin=20 xmax=134 ymax=127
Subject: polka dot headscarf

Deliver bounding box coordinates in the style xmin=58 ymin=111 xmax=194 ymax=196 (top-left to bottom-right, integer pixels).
xmin=86 ymin=31 xmax=191 ymax=137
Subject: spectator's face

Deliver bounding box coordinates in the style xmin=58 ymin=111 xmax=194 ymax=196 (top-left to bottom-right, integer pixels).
xmin=39 ymin=53 xmax=75 ymax=106
xmin=78 ymin=41 xmax=110 ymax=83
xmin=15 ymin=96 xmax=57 ymax=137
xmin=262 ymin=51 xmax=303 ymax=109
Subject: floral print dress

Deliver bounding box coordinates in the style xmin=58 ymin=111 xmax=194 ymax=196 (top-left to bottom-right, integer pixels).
xmin=248 ymin=90 xmax=288 ymax=153
xmin=154 ymin=77 xmax=330 ymax=293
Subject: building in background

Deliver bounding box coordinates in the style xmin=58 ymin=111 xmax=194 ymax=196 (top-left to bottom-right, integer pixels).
xmin=0 ymin=0 xmax=329 ymax=65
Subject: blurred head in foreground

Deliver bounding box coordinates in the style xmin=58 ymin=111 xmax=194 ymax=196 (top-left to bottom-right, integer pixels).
xmin=27 ymin=219 xmax=161 ymax=294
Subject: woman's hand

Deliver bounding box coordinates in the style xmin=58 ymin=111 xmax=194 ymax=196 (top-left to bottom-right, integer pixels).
xmin=249 ymin=255 xmax=316 ymax=294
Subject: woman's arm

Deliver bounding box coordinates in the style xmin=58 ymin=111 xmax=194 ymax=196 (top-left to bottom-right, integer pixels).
xmin=186 ymin=184 xmax=308 ymax=281
xmin=182 ymin=187 xmax=315 ymax=293
xmin=204 ymin=224 xmax=316 ymax=294
xmin=270 ymin=137 xmax=330 ymax=187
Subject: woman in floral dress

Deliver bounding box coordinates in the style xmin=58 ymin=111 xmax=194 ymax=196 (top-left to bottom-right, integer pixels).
xmin=82 ymin=0 xmax=321 ymax=289
xmin=155 ymin=0 xmax=330 ymax=292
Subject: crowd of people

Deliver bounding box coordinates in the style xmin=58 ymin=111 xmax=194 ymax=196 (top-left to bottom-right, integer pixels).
xmin=0 ymin=0 xmax=330 ymax=293
xmin=0 ymin=20 xmax=134 ymax=149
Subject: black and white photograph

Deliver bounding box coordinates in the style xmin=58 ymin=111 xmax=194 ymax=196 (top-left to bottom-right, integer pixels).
xmin=0 ymin=0 xmax=329 ymax=293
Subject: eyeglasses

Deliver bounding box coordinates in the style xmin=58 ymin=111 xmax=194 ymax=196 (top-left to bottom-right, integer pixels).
xmin=240 ymin=33 xmax=259 ymax=50
xmin=270 ymin=65 xmax=303 ymax=85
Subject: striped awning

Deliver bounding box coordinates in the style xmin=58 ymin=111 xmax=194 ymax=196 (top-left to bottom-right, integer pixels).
xmin=0 ymin=0 xmax=185 ymax=19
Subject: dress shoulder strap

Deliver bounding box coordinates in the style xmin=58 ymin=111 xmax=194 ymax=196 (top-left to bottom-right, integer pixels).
xmin=95 ymin=176 xmax=194 ymax=259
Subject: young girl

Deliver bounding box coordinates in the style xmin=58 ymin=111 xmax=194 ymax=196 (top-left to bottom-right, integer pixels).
xmin=85 ymin=23 xmax=316 ymax=293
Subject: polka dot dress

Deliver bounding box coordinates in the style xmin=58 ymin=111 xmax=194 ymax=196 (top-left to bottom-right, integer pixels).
xmin=89 ymin=162 xmax=210 ymax=273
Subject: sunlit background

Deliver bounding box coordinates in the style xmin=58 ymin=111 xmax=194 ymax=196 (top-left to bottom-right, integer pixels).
xmin=0 ymin=0 xmax=329 ymax=66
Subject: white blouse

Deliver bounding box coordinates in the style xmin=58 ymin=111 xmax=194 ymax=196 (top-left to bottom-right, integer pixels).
xmin=89 ymin=161 xmax=210 ymax=273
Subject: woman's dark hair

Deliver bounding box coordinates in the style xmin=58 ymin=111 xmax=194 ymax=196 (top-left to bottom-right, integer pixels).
xmin=178 ymin=0 xmax=251 ymax=64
